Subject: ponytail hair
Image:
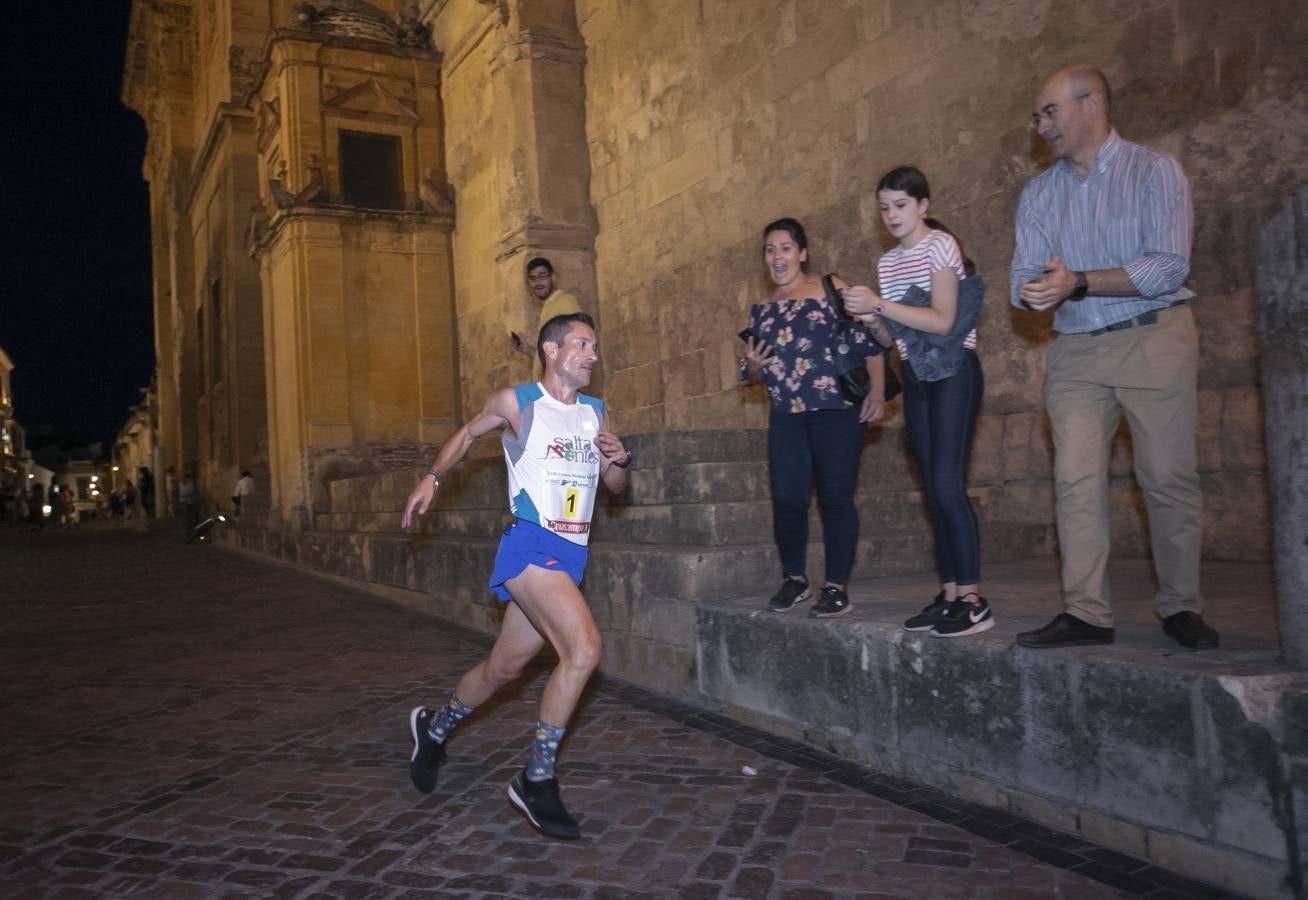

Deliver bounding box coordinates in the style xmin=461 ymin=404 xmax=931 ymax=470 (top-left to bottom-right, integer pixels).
xmin=924 ymin=217 xmax=976 ymax=276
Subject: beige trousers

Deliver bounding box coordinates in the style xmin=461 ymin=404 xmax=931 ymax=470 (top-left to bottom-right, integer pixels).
xmin=1045 ymin=305 xmax=1203 ymax=627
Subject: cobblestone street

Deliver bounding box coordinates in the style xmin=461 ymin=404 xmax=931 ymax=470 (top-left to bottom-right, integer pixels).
xmin=1 ymin=528 xmax=1236 ymax=899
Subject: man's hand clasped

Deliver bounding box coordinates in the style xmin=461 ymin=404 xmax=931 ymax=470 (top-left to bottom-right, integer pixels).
xmin=1019 ymin=255 xmax=1077 ymax=311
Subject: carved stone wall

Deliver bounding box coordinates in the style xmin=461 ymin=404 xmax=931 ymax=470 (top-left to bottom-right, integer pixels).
xmin=570 ymin=0 xmax=1308 ymax=562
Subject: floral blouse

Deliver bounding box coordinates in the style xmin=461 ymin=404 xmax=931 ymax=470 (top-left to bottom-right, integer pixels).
xmin=740 ymin=294 xmax=883 ymax=413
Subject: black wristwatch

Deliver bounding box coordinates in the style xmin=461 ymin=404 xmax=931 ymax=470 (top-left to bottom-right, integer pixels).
xmin=1069 ymin=271 xmax=1089 ymax=300
xmin=611 ymin=449 xmax=633 ymax=469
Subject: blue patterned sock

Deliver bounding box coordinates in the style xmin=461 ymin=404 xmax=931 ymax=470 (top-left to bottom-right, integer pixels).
xmin=427 ymin=692 xmax=474 ymax=744
xmin=526 ymin=720 xmax=566 ymax=782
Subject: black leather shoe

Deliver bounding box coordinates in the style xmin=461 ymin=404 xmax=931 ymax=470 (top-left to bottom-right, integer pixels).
xmin=1016 ymin=613 xmax=1114 ymax=648
xmin=1161 ymin=611 xmax=1220 ymax=650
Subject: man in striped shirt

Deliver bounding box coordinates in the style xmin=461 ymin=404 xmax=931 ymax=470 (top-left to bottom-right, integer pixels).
xmin=1010 ymin=64 xmax=1218 ymax=651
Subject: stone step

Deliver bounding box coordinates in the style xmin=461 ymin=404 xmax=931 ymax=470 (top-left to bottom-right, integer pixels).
xmin=315 ymin=481 xmax=1053 ymax=553
xmin=693 ymin=560 xmax=1292 ymax=900
xmin=226 ymin=518 xmax=1054 ymax=608
xmin=325 ymin=428 xmax=926 ymax=515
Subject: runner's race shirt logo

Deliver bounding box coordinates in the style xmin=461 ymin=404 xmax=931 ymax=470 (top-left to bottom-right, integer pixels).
xmin=503 ymin=383 xmax=605 ymax=546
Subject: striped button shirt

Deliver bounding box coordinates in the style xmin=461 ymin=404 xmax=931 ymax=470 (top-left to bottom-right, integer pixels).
xmin=1009 ymin=129 xmax=1194 ymax=334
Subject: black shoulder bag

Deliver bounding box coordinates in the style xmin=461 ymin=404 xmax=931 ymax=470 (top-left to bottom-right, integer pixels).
xmin=822 ymin=274 xmax=901 ymax=404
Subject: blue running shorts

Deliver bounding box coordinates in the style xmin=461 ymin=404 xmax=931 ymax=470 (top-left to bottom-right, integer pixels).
xmin=488 ymin=518 xmax=588 ymax=602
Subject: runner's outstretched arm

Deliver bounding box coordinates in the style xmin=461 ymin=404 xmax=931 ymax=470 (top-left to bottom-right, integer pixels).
xmin=402 ymin=389 xmax=519 ymax=528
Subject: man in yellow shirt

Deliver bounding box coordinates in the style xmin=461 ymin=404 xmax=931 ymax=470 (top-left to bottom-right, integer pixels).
xmin=512 ymin=257 xmax=582 ymax=381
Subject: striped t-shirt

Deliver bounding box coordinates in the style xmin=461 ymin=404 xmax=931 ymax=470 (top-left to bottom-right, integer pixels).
xmin=876 ymin=230 xmax=974 ymax=362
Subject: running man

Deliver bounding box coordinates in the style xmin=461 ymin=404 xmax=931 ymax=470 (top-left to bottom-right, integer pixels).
xmin=401 ymin=312 xmax=632 ymax=838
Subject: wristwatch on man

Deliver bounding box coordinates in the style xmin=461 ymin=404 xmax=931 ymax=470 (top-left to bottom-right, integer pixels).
xmin=1069 ymin=271 xmax=1089 ymax=300
xmin=611 ymin=449 xmax=633 ymax=469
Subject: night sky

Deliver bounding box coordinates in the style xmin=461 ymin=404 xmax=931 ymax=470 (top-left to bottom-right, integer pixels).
xmin=3 ymin=1 xmax=153 ymax=449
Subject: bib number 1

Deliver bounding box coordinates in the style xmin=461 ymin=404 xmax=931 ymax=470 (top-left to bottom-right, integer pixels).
xmin=563 ymin=487 xmax=579 ymax=519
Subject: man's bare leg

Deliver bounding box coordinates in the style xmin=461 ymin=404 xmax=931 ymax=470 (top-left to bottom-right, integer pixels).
xmin=453 ymin=601 xmax=547 ymax=707
xmin=500 ymin=564 xmax=601 ymax=838
xmin=409 ymin=595 xmax=547 ymax=793
xmin=500 ymin=565 xmax=602 ymax=725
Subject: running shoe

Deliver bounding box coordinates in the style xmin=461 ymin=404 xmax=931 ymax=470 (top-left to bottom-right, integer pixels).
xmin=809 ymin=585 xmax=851 ymax=618
xmin=930 ymin=596 xmax=995 ymax=638
xmin=903 ymin=591 xmax=948 ymax=632
xmin=767 ymin=578 xmax=811 ymax=612
xmin=409 ymin=706 xmax=447 ymax=793
xmin=508 ymin=769 xmax=581 ymax=839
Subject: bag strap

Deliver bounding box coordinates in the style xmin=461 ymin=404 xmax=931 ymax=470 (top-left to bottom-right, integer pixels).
xmin=821 ymin=274 xmax=848 ymax=321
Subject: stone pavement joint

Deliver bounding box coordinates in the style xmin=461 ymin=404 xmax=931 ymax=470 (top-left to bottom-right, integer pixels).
xmin=0 ymin=528 xmax=1246 ymax=899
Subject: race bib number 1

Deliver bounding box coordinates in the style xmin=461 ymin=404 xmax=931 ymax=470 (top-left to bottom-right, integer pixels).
xmin=563 ymin=487 xmax=579 ymax=519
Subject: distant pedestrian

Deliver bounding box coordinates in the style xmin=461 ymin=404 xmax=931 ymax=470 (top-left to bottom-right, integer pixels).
xmin=231 ymin=470 xmax=253 ymax=516
xmin=164 ymin=465 xmax=178 ymax=518
xmin=179 ymin=473 xmax=198 ymax=530
xmin=15 ymin=484 xmax=29 ymax=531
xmin=27 ymin=483 xmax=45 ymax=531
xmin=124 ymin=480 xmax=138 ymax=519
xmin=0 ymin=473 xmax=14 ymax=527
xmin=56 ymin=484 xmax=74 ymax=528
xmin=139 ymin=466 xmax=155 ymax=518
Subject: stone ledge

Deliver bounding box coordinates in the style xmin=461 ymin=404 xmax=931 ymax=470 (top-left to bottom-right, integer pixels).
xmin=695 ymin=568 xmax=1300 ymax=900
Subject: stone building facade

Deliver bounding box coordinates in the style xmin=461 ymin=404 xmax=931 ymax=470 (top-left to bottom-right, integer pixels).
xmin=124 ymin=0 xmax=462 ymax=525
xmin=126 ymin=0 xmax=1306 ymax=544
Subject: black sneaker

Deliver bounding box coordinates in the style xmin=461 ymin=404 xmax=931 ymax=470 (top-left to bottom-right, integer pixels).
xmin=768 ymin=578 xmax=811 ymax=612
xmin=507 ymin=769 xmax=581 ymax=839
xmin=809 ymin=586 xmax=851 ymax=618
xmin=409 ymin=706 xmax=447 ymax=794
xmin=903 ymin=591 xmax=948 ymax=632
xmin=930 ymin=596 xmax=994 ymax=638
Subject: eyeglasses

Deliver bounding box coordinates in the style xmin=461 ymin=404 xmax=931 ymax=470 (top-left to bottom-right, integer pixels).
xmin=1031 ymin=93 xmax=1090 ymax=128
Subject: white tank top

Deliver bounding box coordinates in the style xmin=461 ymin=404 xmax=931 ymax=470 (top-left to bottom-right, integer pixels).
xmin=502 ymin=383 xmax=605 ymax=546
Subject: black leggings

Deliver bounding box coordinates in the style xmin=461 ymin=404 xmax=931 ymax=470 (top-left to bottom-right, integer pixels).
xmin=766 ymin=404 xmax=864 ymax=585
xmin=902 ymin=351 xmax=983 ymax=585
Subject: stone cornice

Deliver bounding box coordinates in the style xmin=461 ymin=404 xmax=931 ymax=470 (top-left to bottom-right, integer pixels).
xmin=250 ymin=205 xmax=454 ymax=259
xmin=434 ymin=5 xmax=500 ymax=80
xmin=244 ymin=27 xmax=444 ymax=108
xmin=496 ymin=217 xmax=593 ymax=262
xmin=184 ymin=103 xmax=256 ymax=215
xmin=491 ymin=25 xmax=585 ymax=73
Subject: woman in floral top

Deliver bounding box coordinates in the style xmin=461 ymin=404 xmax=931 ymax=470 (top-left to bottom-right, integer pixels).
xmin=740 ymin=217 xmax=886 ymax=618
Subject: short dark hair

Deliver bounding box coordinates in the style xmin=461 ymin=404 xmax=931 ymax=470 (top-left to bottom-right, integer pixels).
xmin=526 ymin=256 xmax=553 ymax=276
xmin=538 ymin=312 xmax=595 ymax=367
xmin=761 ymin=217 xmax=809 ymax=272
xmin=241 ymin=470 xmax=251 ymax=477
